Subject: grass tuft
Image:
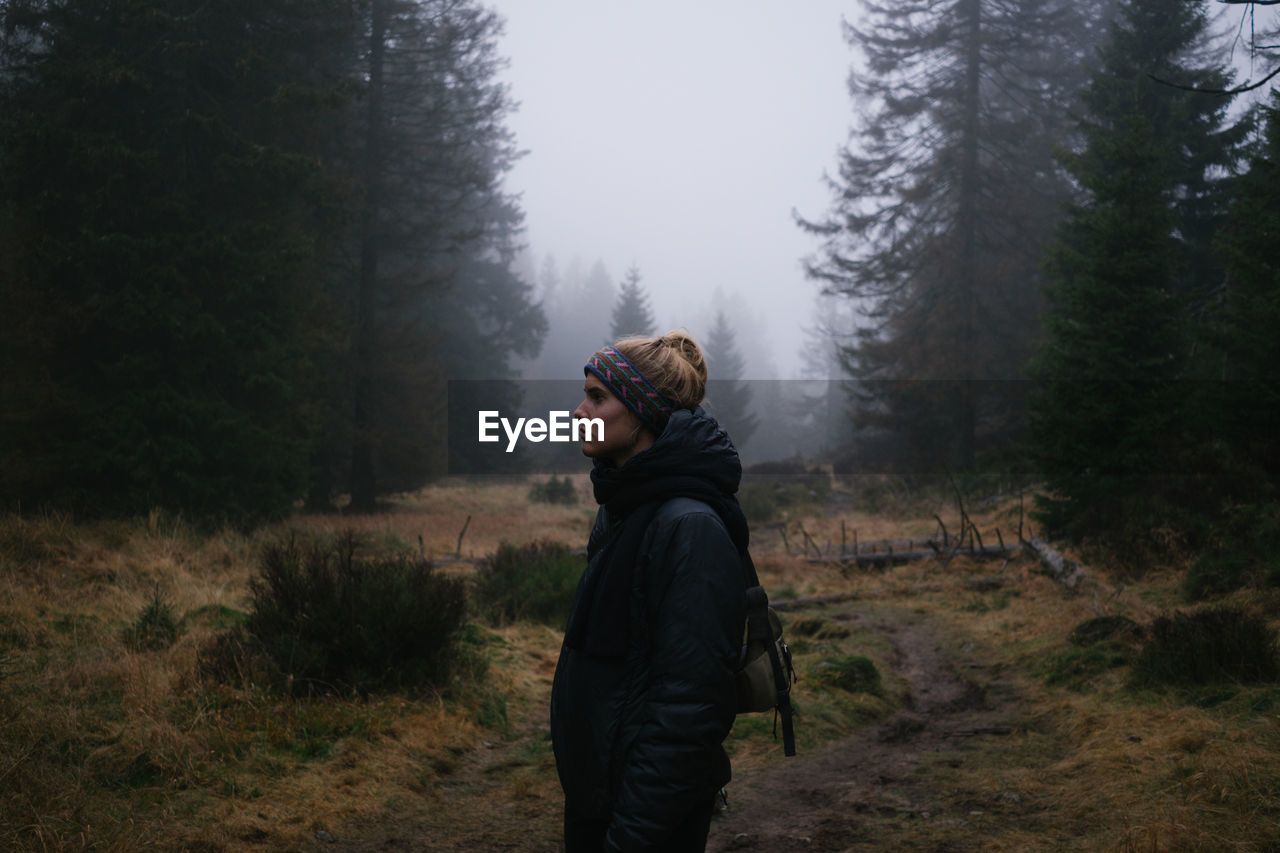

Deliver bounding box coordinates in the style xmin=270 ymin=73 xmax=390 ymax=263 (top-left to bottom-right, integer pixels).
xmin=1069 ymin=614 xmax=1144 ymax=646
xmin=811 ymin=654 xmax=883 ymax=695
xmin=1038 ymin=644 xmax=1130 ymax=691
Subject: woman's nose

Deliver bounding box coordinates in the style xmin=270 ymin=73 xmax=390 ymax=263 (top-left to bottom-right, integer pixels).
xmin=572 ymin=399 xmax=588 ymax=420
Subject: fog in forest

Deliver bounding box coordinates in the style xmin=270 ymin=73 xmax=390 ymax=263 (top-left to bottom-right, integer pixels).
xmin=2 ymin=0 xmax=1278 ymax=518
xmin=491 ymin=0 xmax=852 ymax=383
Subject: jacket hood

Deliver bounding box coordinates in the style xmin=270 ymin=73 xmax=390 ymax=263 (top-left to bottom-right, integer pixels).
xmin=591 ymin=407 xmax=741 ymax=505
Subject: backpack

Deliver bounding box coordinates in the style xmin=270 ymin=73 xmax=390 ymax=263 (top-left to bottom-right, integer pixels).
xmin=735 ymin=551 xmax=797 ymax=756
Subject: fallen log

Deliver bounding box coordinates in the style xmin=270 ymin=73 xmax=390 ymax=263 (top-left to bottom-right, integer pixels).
xmin=1022 ymin=537 xmax=1088 ymax=589
xmin=805 ymin=549 xmax=932 ymax=568
xmin=850 ymin=536 xmax=937 ymax=552
xmin=806 ymin=543 xmax=1018 ymax=568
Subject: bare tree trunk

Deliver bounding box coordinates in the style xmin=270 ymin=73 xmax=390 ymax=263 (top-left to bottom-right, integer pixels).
xmin=349 ymin=0 xmax=387 ymax=513
xmin=955 ymin=0 xmax=983 ymax=469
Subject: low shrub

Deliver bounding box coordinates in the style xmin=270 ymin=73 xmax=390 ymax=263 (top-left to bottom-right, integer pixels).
xmin=1033 ymin=615 xmax=1147 ymax=690
xmin=739 ymin=472 xmax=831 ymax=523
xmin=1183 ymin=502 xmax=1280 ymax=601
xmin=1132 ymin=607 xmax=1280 ymax=688
xmin=197 ymin=625 xmax=281 ymax=688
xmin=812 ymin=655 xmax=882 ymax=695
xmin=528 ymin=475 xmax=578 ymax=505
xmin=244 ymin=531 xmax=468 ymax=694
xmin=474 ymin=540 xmax=583 ymax=627
xmin=123 ymin=587 xmax=180 ymax=651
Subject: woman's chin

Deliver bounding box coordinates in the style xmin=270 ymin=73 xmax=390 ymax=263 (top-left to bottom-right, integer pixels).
xmin=580 ymin=442 xmax=619 ymax=466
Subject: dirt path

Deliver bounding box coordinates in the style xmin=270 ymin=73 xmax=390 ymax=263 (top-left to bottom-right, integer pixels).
xmin=324 ymin=606 xmax=1040 ymax=852
xmin=708 ymin=607 xmax=1035 ymax=852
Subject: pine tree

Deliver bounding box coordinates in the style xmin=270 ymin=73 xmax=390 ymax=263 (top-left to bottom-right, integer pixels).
xmin=436 ymin=206 xmax=547 ymax=480
xmin=609 ymin=266 xmax=657 ymax=341
xmin=0 ymin=0 xmax=539 ymax=516
xmin=326 ymin=0 xmax=533 ymax=509
xmin=530 ymin=257 xmax=614 ymax=379
xmin=800 ymin=0 xmax=1112 ymax=472
xmin=0 ymin=0 xmax=351 ymax=521
xmin=1028 ymin=0 xmax=1246 ymax=542
xmin=1206 ymin=94 xmax=1280 ymax=499
xmin=703 ymin=311 xmax=759 ymax=450
xmin=1174 ymin=93 xmax=1280 ymax=596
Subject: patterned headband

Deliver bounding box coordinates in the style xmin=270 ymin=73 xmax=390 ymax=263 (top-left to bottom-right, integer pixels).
xmin=584 ymin=345 xmax=675 ymax=435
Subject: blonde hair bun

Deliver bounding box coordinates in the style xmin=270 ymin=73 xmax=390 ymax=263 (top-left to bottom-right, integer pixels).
xmin=660 ymin=329 xmax=707 ymax=383
xmin=614 ymin=328 xmax=707 ymax=410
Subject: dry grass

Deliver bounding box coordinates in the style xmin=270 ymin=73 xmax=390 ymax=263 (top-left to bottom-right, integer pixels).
xmin=300 ymin=476 xmax=597 ymax=560
xmin=848 ymin=551 xmax=1280 ymax=852
xmin=2 ymin=481 xmax=1279 ymax=851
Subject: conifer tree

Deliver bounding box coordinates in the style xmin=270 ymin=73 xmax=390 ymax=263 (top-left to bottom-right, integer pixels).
xmin=530 ymin=257 xmax=614 ymax=379
xmin=328 ymin=0 xmax=534 ymax=509
xmin=1029 ymin=0 xmax=1246 ymax=541
xmin=1172 ymin=93 xmax=1280 ymax=596
xmin=1205 ymin=94 xmax=1280 ymax=500
xmin=703 ymin=310 xmax=759 ymax=450
xmin=0 ymin=0 xmax=351 ymax=521
xmin=609 ymin=265 xmax=657 ymax=340
xmin=0 ymin=0 xmax=538 ymax=516
xmin=801 ymin=0 xmax=1112 ymax=472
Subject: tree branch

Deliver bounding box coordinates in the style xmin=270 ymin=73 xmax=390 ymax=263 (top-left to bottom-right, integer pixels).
xmin=1147 ymin=61 xmax=1280 ymax=95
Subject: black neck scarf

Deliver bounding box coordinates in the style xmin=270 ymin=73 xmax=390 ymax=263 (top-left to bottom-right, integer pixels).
xmin=562 ymin=473 xmax=749 ymax=658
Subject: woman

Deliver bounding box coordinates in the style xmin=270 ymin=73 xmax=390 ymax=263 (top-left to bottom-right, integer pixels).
xmin=550 ymin=330 xmax=749 ymax=852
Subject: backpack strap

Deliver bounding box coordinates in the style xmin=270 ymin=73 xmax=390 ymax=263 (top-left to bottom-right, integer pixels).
xmin=743 ymin=553 xmax=796 ymax=757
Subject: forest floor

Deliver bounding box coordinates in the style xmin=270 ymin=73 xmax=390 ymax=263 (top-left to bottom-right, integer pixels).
xmin=3 ymin=476 xmax=1279 ymax=852
xmin=709 ymin=605 xmax=1049 ymax=853
xmin=326 ymin=600 xmax=1044 ymax=853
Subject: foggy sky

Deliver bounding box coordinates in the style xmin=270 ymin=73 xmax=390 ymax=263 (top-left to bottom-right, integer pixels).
xmin=492 ymin=1 xmax=855 ymax=378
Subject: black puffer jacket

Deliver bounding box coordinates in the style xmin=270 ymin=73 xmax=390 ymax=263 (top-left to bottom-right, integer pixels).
xmin=550 ymin=408 xmax=747 ymax=851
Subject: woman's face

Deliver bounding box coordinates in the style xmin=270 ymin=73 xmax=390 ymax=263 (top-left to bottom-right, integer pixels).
xmin=574 ymin=373 xmax=654 ymax=467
